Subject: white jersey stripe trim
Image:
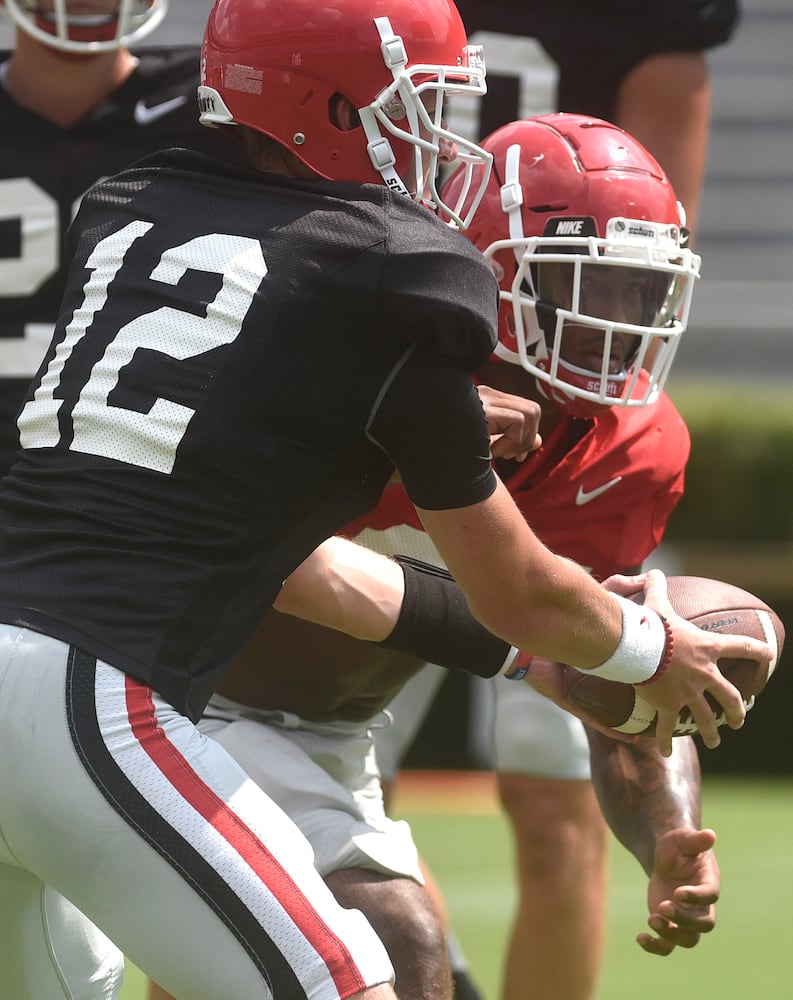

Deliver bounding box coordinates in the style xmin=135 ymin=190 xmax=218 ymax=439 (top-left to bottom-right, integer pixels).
xmin=92 ymin=661 xmax=367 ymax=997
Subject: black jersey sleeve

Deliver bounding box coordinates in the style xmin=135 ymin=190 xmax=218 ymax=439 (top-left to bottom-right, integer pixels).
xmin=366 ymin=344 xmax=497 ymax=511
xmin=376 ymin=197 xmax=499 ymax=373
xmin=365 ymin=201 xmax=499 ymax=509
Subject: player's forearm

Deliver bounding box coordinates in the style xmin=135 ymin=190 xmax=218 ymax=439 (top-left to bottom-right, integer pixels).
xmin=587 ymin=730 xmax=702 ymax=875
xmin=418 ymin=480 xmax=624 ymax=667
xmin=274 ymin=536 xmax=405 ymax=641
xmin=274 ymin=538 xmax=514 ymax=677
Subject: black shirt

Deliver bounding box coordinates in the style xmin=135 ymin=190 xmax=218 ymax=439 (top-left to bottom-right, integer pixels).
xmin=0 ymin=148 xmax=498 ymax=720
xmin=454 ymin=0 xmax=739 ymax=130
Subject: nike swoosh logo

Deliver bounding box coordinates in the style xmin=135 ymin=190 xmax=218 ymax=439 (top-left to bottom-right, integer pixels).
xmin=133 ymin=95 xmax=188 ymax=125
xmin=575 ymin=477 xmax=623 ymax=506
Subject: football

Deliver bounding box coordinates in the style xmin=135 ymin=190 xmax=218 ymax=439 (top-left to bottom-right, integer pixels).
xmin=562 ymin=576 xmax=786 ymax=736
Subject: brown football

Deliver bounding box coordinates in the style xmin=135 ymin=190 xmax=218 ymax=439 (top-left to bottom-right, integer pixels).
xmin=562 ymin=576 xmax=785 ymax=736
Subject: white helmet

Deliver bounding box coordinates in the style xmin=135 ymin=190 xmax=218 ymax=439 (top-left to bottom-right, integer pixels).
xmin=2 ymin=1 xmax=168 ymax=53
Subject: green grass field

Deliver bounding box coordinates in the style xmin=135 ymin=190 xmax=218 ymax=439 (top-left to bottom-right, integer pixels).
xmin=118 ymin=774 xmax=793 ymax=1000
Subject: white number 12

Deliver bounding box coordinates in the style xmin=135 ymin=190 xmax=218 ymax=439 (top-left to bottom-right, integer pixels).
xmin=19 ymin=223 xmax=267 ymax=474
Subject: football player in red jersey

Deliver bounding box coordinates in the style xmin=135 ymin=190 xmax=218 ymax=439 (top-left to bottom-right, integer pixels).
xmin=0 ymin=0 xmax=769 ymax=993
xmin=149 ymin=115 xmax=722 ymax=1000
xmin=369 ymin=113 xmax=705 ymax=1000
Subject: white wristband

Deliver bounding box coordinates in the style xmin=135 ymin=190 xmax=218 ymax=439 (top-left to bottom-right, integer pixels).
xmin=580 ymin=595 xmax=667 ymax=684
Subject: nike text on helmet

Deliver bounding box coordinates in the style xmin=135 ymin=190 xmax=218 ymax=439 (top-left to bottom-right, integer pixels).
xmin=441 ymin=114 xmax=702 ymax=416
xmin=1 ymin=0 xmax=167 ymax=53
xmin=198 ymin=0 xmax=493 ymax=229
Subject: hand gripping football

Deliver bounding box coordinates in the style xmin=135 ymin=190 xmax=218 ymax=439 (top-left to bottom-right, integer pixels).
xmin=562 ymin=576 xmax=785 ymax=736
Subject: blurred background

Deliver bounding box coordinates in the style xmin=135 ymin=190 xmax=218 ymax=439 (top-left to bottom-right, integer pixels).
xmin=4 ymin=0 xmax=781 ymax=382
xmin=2 ymin=0 xmax=787 ymax=378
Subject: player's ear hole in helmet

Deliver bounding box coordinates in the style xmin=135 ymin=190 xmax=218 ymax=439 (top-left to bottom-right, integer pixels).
xmin=328 ymin=94 xmax=362 ymax=132
xmin=1 ymin=0 xmax=167 ymax=53
xmin=441 ymin=113 xmax=701 ymax=417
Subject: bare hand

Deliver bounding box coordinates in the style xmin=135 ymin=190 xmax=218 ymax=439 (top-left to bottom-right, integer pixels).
xmin=476 ymin=384 xmax=542 ymax=461
xmin=603 ymin=570 xmax=773 ymax=756
xmin=639 ymin=827 xmax=719 ymax=955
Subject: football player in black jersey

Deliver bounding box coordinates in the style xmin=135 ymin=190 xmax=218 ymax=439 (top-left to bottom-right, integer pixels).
xmin=0 ymin=7 xmax=544 ymax=998
xmin=0 ymin=1 xmax=770 ymax=999
xmin=450 ymin=0 xmax=740 ymax=242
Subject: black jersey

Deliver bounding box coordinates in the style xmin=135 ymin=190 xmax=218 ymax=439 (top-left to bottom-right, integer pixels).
xmin=454 ymin=0 xmax=739 ymax=132
xmin=0 ymin=45 xmax=240 ymax=476
xmin=0 ymin=149 xmax=498 ymax=720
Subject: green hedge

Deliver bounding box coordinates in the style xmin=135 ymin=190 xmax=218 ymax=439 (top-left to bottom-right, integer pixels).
xmin=665 ymin=382 xmax=793 ymax=544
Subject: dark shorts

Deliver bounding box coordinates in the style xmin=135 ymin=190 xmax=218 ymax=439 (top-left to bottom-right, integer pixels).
xmin=455 ymin=0 xmax=740 ymax=124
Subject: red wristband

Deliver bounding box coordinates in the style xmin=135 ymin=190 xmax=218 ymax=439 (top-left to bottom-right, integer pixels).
xmin=636 ymin=615 xmax=674 ymax=686
xmin=503 ymin=651 xmax=533 ymax=681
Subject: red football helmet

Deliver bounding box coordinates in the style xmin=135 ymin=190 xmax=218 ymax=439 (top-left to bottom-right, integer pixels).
xmin=199 ymin=0 xmax=493 ymax=228
xmin=441 ymin=114 xmax=701 ymax=416
xmin=2 ymin=1 xmax=167 ymax=53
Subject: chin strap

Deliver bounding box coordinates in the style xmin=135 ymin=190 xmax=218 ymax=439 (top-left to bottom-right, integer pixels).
xmin=500 ymin=143 xmax=525 ymax=241
xmin=359 ymin=17 xmax=412 ymax=197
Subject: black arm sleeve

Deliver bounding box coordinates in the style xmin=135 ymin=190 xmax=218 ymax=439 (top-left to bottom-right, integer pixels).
xmin=375 ymin=554 xmax=511 ymax=679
